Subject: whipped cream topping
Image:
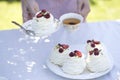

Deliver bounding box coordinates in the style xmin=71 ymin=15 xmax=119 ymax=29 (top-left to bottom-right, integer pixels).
xmin=86 ymin=50 xmax=110 ymax=72
xmin=86 ymin=40 xmax=104 ymax=52
xmin=86 ymin=43 xmax=104 ymax=52
xmin=34 ymin=11 xmax=54 ymax=23
xmin=62 ymin=56 xmax=86 ymax=75
xmin=49 ymin=44 xmax=71 ymax=66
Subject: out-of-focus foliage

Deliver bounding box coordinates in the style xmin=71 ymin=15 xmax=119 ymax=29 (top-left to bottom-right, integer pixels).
xmin=0 ymin=0 xmax=20 ymax=1
xmin=0 ymin=0 xmax=120 ymax=30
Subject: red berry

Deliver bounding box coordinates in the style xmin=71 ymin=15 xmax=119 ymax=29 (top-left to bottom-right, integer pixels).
xmin=94 ymin=41 xmax=100 ymax=44
xmin=44 ymin=13 xmax=50 ymax=19
xmin=59 ymin=48 xmax=64 ymax=53
xmin=61 ymin=44 xmax=69 ymax=49
xmin=41 ymin=9 xmax=46 ymax=13
xmin=69 ymin=52 xmax=75 ymax=57
xmin=94 ymin=48 xmax=98 ymax=52
xmin=94 ymin=51 xmax=99 ymax=56
xmin=87 ymin=40 xmax=91 ymax=43
xmin=74 ymin=50 xmax=79 ymax=53
xmin=94 ymin=48 xmax=100 ymax=56
xmin=58 ymin=43 xmax=62 ymax=46
xmin=74 ymin=50 xmax=82 ymax=57
xmin=36 ymin=13 xmax=43 ymax=18
xmin=91 ymin=43 xmax=95 ymax=47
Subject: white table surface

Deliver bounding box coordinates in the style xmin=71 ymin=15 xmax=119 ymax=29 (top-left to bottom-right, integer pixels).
xmin=0 ymin=21 xmax=120 ymax=80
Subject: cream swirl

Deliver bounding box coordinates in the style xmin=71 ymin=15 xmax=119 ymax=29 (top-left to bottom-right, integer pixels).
xmin=62 ymin=51 xmax=86 ymax=75
xmin=62 ymin=57 xmax=86 ymax=75
xmin=86 ymin=51 xmax=110 ymax=72
xmin=49 ymin=44 xmax=71 ymax=66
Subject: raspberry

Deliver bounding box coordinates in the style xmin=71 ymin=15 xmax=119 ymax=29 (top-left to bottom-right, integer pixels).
xmin=36 ymin=13 xmax=43 ymax=18
xmin=69 ymin=52 xmax=75 ymax=57
xmin=94 ymin=41 xmax=100 ymax=44
xmin=44 ymin=13 xmax=50 ymax=19
xmin=77 ymin=52 xmax=82 ymax=57
xmin=74 ymin=50 xmax=82 ymax=57
xmin=87 ymin=40 xmax=91 ymax=43
xmin=59 ymin=48 xmax=64 ymax=53
xmin=58 ymin=44 xmax=69 ymax=49
xmin=61 ymin=44 xmax=69 ymax=49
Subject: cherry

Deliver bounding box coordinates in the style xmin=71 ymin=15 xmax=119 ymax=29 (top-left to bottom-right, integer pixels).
xmin=94 ymin=51 xmax=99 ymax=56
xmin=58 ymin=43 xmax=62 ymax=46
xmin=74 ymin=50 xmax=82 ymax=57
xmin=91 ymin=43 xmax=95 ymax=47
xmin=87 ymin=40 xmax=91 ymax=43
xmin=36 ymin=13 xmax=43 ymax=18
xmin=61 ymin=44 xmax=69 ymax=49
xmin=69 ymin=52 xmax=75 ymax=57
xmin=44 ymin=13 xmax=50 ymax=19
xmin=41 ymin=9 xmax=46 ymax=13
xmin=94 ymin=41 xmax=100 ymax=44
xmin=59 ymin=48 xmax=64 ymax=53
xmin=74 ymin=50 xmax=79 ymax=53
xmin=94 ymin=48 xmax=98 ymax=52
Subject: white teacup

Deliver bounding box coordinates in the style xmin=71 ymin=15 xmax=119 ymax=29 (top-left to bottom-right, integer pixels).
xmin=60 ymin=13 xmax=83 ymax=31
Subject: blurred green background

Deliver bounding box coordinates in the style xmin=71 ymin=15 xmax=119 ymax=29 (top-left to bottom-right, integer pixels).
xmin=0 ymin=0 xmax=120 ymax=30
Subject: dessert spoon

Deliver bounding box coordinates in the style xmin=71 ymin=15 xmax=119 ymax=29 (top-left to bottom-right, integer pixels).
xmin=12 ymin=21 xmax=36 ymax=36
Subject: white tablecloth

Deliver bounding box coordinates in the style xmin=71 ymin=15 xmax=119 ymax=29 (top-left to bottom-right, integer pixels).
xmin=0 ymin=21 xmax=120 ymax=80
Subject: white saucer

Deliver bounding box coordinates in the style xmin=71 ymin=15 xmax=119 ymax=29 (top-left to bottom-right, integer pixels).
xmin=46 ymin=46 xmax=114 ymax=80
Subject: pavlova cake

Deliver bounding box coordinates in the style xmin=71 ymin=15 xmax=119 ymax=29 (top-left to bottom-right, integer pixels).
xmin=86 ymin=40 xmax=111 ymax=72
xmin=62 ymin=50 xmax=86 ymax=75
xmin=30 ymin=9 xmax=59 ymax=37
xmin=49 ymin=43 xmax=71 ymax=66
